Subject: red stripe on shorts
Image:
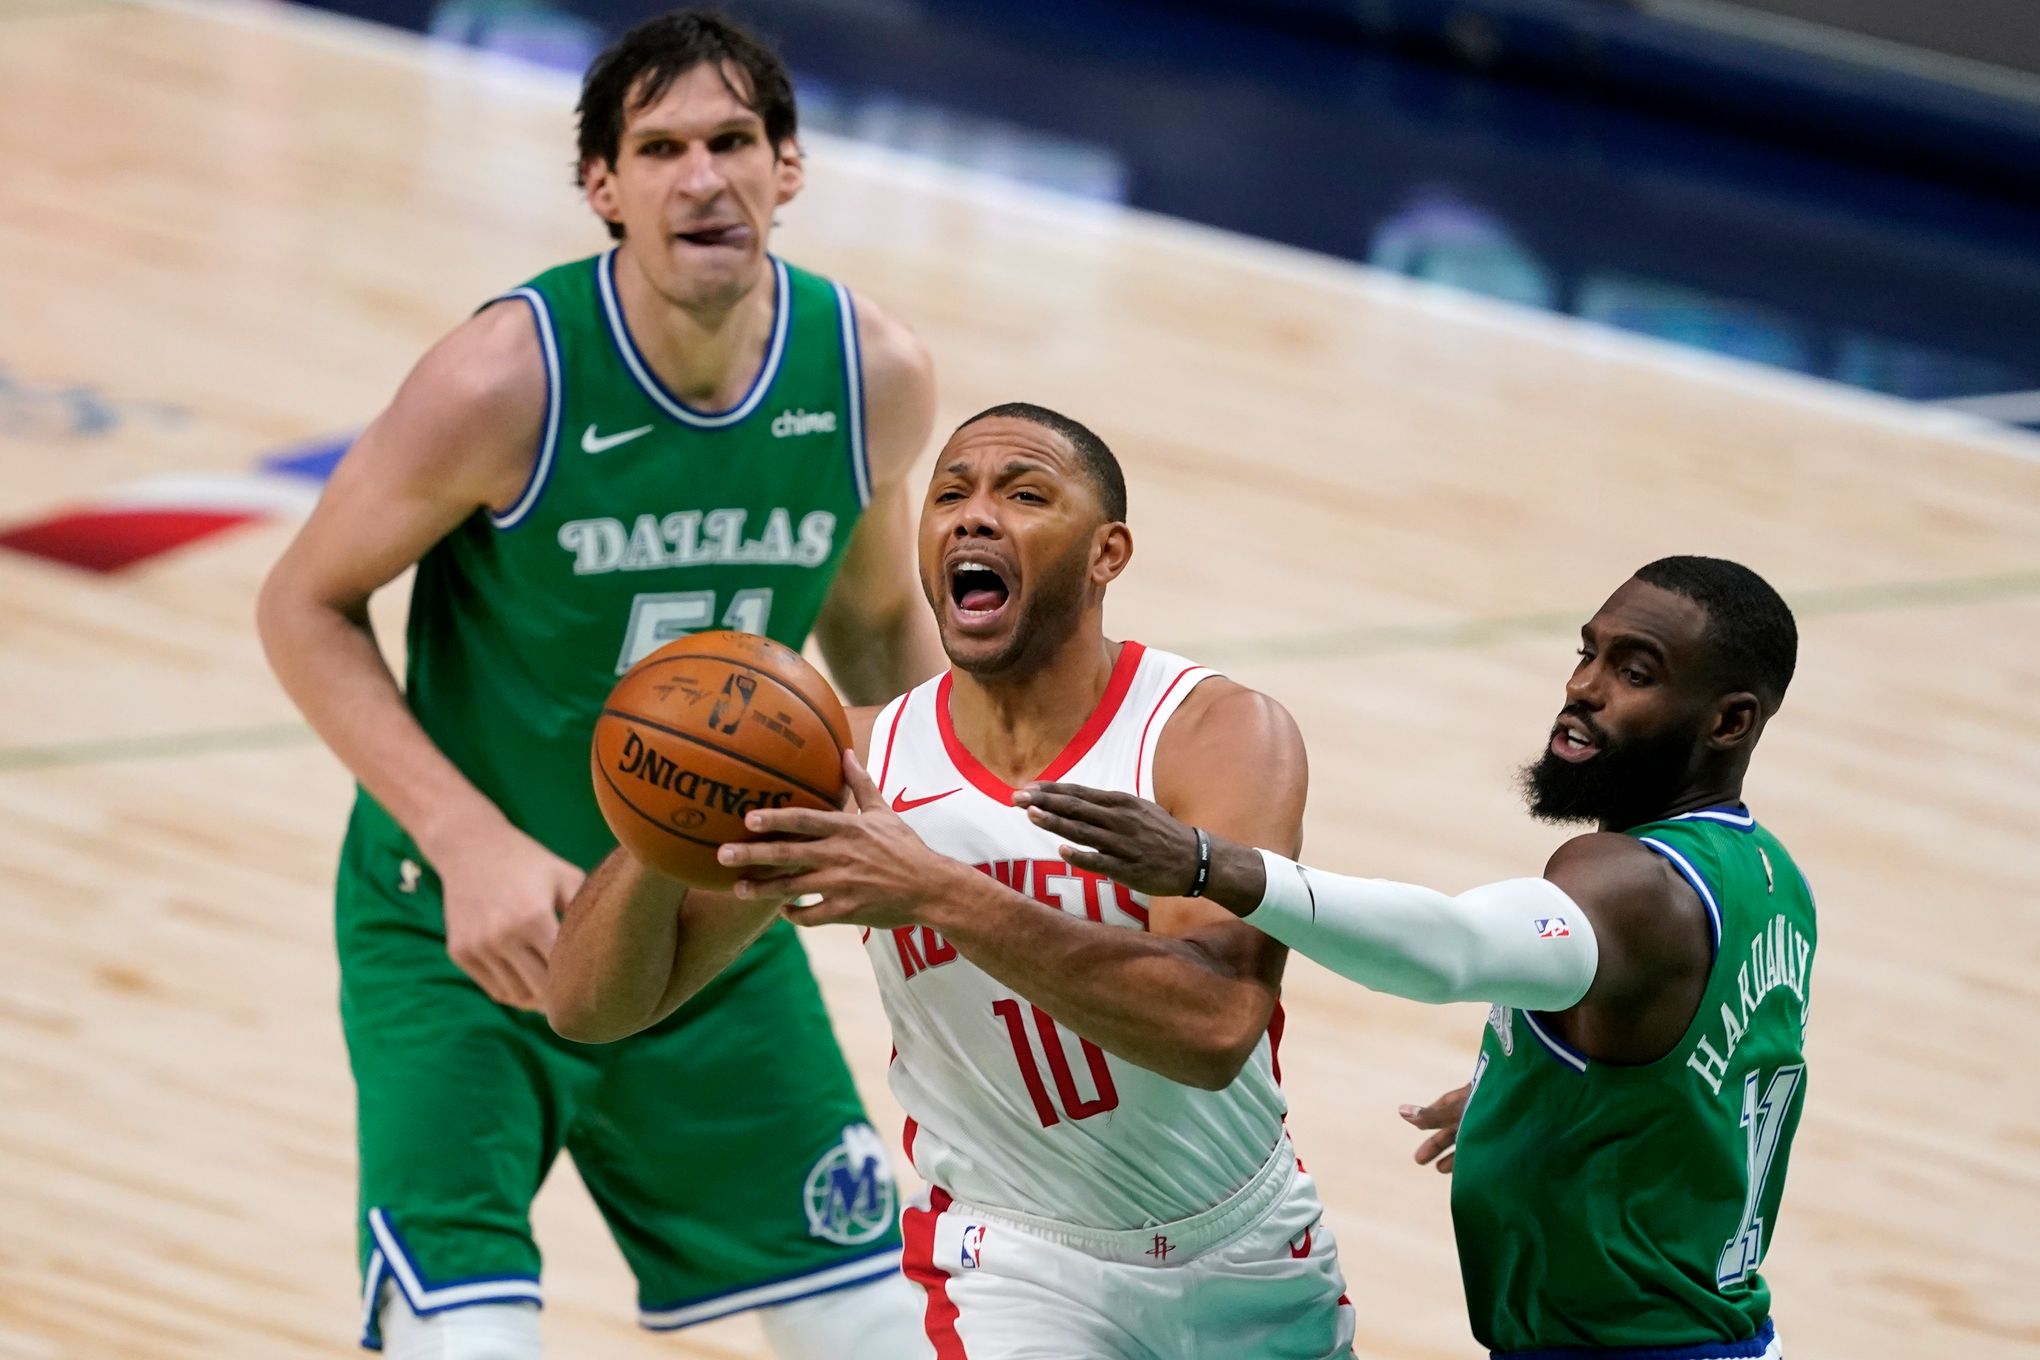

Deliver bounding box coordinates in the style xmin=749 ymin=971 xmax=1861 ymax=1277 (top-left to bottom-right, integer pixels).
xmin=902 ymin=1187 xmax=967 ymax=1357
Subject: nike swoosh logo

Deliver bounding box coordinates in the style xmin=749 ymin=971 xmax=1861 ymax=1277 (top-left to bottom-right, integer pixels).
xmin=581 ymin=423 xmax=654 ymax=454
xmin=1288 ymin=1226 xmax=1313 ymax=1260
xmin=891 ymin=788 xmax=960 ymax=813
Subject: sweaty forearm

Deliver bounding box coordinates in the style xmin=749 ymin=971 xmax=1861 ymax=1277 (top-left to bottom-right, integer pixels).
xmin=258 ymin=592 xmax=502 ymax=858
xmin=924 ymin=871 xmax=1271 ymax=1091
xmin=1246 ymin=850 xmax=1599 ymax=1011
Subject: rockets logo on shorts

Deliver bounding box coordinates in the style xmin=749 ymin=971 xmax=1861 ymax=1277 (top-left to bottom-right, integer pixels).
xmin=1535 ymin=916 xmax=1571 ymax=939
xmin=960 ymin=1223 xmax=986 ymax=1268
xmin=802 ymin=1123 xmax=896 ymax=1246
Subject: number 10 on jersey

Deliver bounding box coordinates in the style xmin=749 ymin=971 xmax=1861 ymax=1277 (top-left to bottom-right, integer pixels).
xmin=994 ymin=999 xmax=1121 ymax=1127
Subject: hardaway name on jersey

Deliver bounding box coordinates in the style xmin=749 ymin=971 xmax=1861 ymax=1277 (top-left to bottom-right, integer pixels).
xmin=864 ymin=642 xmax=1288 ymax=1229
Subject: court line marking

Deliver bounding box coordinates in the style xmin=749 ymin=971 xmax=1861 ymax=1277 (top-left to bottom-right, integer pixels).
xmin=0 ymin=721 xmax=317 ymax=772
xmin=137 ymin=0 xmax=2040 ymax=468
xmin=3 ymin=568 xmax=2032 ymax=772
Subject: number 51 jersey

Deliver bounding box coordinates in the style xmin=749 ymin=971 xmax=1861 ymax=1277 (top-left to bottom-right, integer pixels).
xmin=863 ymin=641 xmax=1289 ymax=1229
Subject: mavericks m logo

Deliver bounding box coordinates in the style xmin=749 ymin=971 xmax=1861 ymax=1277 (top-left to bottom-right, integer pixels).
xmin=802 ymin=1123 xmax=896 ymax=1246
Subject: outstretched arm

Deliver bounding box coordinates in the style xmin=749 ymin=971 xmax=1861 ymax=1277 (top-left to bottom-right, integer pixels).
xmin=720 ymin=680 xmax=1303 ymax=1091
xmin=1015 ymin=788 xmax=1714 ymax=1060
xmin=1015 ymin=785 xmax=1601 ymax=1012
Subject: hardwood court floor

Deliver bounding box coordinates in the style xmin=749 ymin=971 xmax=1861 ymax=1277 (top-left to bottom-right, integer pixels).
xmin=1 ymin=2 xmax=2036 ymax=1356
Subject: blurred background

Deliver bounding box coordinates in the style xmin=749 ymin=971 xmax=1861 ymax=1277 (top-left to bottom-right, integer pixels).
xmin=4 ymin=1 xmax=2037 ymax=1357
xmin=297 ymin=0 xmax=2040 ymax=425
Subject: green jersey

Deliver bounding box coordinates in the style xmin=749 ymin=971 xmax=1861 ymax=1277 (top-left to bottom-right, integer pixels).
xmin=1452 ymin=805 xmax=1816 ymax=1355
xmin=353 ymin=248 xmax=873 ymax=872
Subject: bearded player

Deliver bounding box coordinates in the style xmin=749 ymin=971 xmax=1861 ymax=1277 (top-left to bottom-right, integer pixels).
xmin=258 ymin=12 xmax=943 ymax=1358
xmin=1021 ymin=558 xmax=1812 ymax=1360
xmin=550 ymin=403 xmax=1357 ymax=1359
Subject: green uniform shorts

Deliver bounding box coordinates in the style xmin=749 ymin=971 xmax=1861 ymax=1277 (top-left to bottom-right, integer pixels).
xmin=336 ymin=807 xmax=901 ymax=1349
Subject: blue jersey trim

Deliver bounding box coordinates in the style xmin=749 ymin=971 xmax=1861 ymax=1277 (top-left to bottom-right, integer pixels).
xmin=596 ymin=248 xmax=789 ymax=427
xmin=637 ymin=1242 xmax=902 ymax=1330
xmin=1520 ymin=1008 xmax=1589 ymax=1074
xmin=486 ymin=288 xmax=562 ymax=531
xmin=1637 ymin=836 xmax=1723 ymax=957
xmin=1494 ymin=1316 xmax=1775 ymax=1360
xmin=1668 ymin=804 xmax=1755 ymax=832
xmin=833 ymin=280 xmax=873 ymax=509
xmin=357 ymin=1207 xmax=542 ymax=1350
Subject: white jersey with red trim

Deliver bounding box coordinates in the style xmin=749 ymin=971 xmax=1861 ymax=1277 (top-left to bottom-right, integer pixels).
xmin=864 ymin=640 xmax=1288 ymax=1230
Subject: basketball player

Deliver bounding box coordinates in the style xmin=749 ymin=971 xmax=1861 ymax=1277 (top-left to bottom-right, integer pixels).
xmin=549 ymin=403 xmax=1357 ymax=1359
xmin=1017 ymin=558 xmax=1812 ymax=1359
xmin=256 ymin=13 xmax=941 ymax=1358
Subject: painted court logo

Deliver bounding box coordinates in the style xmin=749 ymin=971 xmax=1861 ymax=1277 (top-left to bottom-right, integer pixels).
xmin=802 ymin=1123 xmax=896 ymax=1246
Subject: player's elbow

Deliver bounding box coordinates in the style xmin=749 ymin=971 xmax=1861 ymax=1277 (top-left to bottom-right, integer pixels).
xmin=255 ymin=562 xmax=355 ymax=670
xmin=1177 ymin=1005 xmax=1270 ymax=1091
xmin=544 ymin=987 xmax=633 ymax=1046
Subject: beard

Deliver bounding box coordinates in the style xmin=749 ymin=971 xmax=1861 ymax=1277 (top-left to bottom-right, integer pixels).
xmin=941 ymin=535 xmax=1093 ymax=679
xmin=1519 ymin=716 xmax=1696 ymax=831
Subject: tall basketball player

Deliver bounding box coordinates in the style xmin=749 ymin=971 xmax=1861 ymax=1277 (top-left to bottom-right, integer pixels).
xmin=256 ymin=12 xmax=941 ymax=1359
xmin=1019 ymin=558 xmax=1812 ymax=1360
xmin=549 ymin=403 xmax=1357 ymax=1359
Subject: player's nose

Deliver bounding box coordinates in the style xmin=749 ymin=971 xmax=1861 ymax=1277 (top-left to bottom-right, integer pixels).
xmin=951 ymin=492 xmax=1001 ymax=537
xmin=1563 ymin=665 xmax=1603 ymax=709
xmin=672 ymin=144 xmax=726 ymax=197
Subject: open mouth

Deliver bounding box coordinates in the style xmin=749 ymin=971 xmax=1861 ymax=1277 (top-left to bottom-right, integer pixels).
xmin=1549 ymin=717 xmax=1602 ymax=764
xmin=947 ymin=558 xmax=1013 ymax=625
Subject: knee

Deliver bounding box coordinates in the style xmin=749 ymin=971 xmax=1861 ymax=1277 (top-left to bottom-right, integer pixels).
xmin=378 ymin=1290 xmax=542 ymax=1360
xmin=759 ymin=1271 xmax=930 ymax=1360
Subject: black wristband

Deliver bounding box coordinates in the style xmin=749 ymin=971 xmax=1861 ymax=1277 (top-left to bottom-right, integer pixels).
xmin=1186 ymin=826 xmax=1212 ymax=898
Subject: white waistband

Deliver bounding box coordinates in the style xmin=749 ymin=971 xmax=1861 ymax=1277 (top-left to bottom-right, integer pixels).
xmin=937 ymin=1137 xmax=1296 ymax=1266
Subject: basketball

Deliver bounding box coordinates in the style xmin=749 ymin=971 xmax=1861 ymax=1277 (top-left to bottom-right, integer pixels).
xmin=591 ymin=631 xmax=852 ymax=889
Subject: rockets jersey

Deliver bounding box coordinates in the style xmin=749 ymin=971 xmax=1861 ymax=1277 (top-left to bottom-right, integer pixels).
xmin=863 ymin=641 xmax=1290 ymax=1230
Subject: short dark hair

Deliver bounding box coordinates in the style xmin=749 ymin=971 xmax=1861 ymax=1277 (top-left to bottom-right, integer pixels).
xmin=575 ymin=10 xmax=798 ymax=240
xmin=958 ymin=402 xmax=1128 ymax=523
xmin=1634 ymin=556 xmax=1798 ymax=712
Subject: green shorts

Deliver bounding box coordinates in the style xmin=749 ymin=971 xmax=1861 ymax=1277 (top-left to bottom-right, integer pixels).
xmin=336 ymin=806 xmax=901 ymax=1350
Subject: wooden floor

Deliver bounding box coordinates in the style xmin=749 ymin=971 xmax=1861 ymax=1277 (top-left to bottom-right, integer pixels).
xmin=4 ymin=1 xmax=2038 ymax=1355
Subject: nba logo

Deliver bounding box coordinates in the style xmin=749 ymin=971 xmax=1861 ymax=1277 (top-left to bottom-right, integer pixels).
xmin=1535 ymin=917 xmax=1571 ymax=939
xmin=960 ymin=1224 xmax=985 ymax=1269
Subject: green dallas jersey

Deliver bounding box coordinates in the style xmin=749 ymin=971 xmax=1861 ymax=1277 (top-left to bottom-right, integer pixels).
xmin=1451 ymin=805 xmax=1816 ymax=1356
xmin=350 ymin=247 xmax=873 ymax=873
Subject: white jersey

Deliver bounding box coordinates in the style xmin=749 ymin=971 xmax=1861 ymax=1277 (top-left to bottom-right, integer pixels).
xmin=864 ymin=641 xmax=1289 ymax=1231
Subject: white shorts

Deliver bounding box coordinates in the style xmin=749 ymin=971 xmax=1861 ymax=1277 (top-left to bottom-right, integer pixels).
xmin=900 ymin=1140 xmax=1355 ymax=1360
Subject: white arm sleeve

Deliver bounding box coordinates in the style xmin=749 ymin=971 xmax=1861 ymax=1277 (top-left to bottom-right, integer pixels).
xmin=1247 ymin=850 xmax=1599 ymax=1011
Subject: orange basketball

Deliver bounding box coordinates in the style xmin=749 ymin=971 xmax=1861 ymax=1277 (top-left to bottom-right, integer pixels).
xmin=591 ymin=631 xmax=852 ymax=889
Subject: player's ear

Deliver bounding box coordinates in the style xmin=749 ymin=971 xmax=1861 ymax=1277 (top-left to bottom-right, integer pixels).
xmin=1092 ymin=521 xmax=1133 ymax=586
xmin=1708 ymin=692 xmax=1760 ymax=750
xmin=774 ymin=138 xmax=805 ymax=205
xmin=583 ymin=157 xmax=623 ymax=232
